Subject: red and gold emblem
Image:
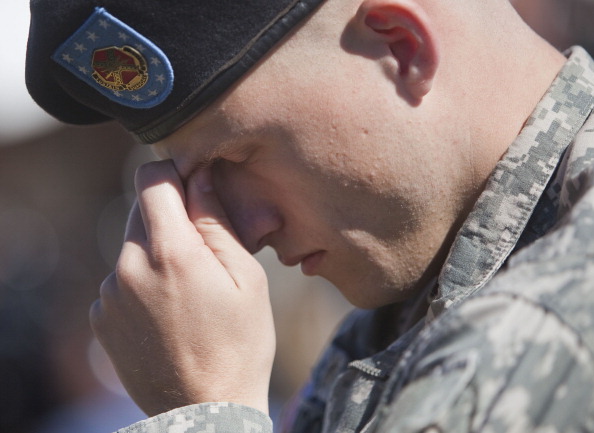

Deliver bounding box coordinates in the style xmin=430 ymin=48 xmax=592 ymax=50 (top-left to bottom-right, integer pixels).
xmin=91 ymin=46 xmax=148 ymax=91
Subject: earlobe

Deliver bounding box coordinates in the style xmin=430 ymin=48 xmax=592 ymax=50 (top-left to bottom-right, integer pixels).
xmin=359 ymin=0 xmax=440 ymax=101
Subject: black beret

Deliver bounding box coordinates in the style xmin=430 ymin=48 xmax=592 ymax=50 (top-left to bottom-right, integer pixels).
xmin=26 ymin=0 xmax=326 ymax=143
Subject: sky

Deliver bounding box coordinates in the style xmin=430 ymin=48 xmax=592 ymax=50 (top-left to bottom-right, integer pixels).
xmin=0 ymin=0 xmax=58 ymax=143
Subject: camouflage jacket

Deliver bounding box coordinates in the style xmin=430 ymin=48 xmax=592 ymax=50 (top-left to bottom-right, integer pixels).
xmin=116 ymin=46 xmax=594 ymax=433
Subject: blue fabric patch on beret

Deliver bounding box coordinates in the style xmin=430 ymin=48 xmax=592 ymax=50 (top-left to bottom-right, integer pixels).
xmin=52 ymin=7 xmax=174 ymax=109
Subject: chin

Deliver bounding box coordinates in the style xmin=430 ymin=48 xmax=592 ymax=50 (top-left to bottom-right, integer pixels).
xmin=336 ymin=277 xmax=422 ymax=310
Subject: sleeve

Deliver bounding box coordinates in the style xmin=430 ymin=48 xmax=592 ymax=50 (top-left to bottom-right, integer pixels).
xmin=115 ymin=402 xmax=272 ymax=433
xmin=373 ymin=292 xmax=594 ymax=433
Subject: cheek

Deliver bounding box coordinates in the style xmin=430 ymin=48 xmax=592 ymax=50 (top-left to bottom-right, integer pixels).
xmin=295 ymin=151 xmax=419 ymax=240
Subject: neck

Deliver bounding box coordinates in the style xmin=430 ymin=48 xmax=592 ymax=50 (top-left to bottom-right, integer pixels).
xmin=420 ymin=0 xmax=568 ymax=238
xmin=444 ymin=2 xmax=567 ymax=198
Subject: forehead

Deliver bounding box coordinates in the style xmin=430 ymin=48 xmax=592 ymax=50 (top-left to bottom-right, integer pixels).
xmin=152 ymin=57 xmax=291 ymax=172
xmin=151 ymin=81 xmax=272 ymax=179
xmin=152 ymin=113 xmax=231 ymax=172
xmin=150 ymin=15 xmax=342 ymax=177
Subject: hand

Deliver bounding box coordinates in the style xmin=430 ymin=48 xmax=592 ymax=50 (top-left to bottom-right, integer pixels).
xmin=90 ymin=160 xmax=276 ymax=416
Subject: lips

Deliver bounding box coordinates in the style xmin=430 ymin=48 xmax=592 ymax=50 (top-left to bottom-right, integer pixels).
xmin=300 ymin=250 xmax=325 ymax=276
xmin=279 ymin=250 xmax=326 ymax=276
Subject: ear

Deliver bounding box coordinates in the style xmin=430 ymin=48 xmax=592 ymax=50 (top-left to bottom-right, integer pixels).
xmin=357 ymin=0 xmax=440 ymax=101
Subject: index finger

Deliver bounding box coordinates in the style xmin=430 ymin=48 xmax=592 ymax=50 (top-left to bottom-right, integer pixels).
xmin=134 ymin=160 xmax=200 ymax=246
xmin=122 ymin=200 xmax=146 ymax=245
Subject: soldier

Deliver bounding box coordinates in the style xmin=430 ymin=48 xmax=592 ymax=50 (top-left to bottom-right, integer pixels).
xmin=26 ymin=0 xmax=594 ymax=432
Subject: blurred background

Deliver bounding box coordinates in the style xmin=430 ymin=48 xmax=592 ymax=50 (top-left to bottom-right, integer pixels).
xmin=1 ymin=0 xmax=593 ymax=432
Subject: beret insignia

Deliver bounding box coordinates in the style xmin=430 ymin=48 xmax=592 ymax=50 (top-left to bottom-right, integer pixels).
xmin=52 ymin=8 xmax=173 ymax=109
xmin=92 ymin=46 xmax=148 ymax=92
xmin=28 ymin=0 xmax=328 ymax=142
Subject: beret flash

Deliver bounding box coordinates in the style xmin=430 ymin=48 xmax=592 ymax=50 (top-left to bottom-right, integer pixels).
xmin=26 ymin=0 xmax=326 ymax=143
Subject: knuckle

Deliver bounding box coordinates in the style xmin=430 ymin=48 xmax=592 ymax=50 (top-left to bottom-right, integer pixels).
xmin=89 ymin=298 xmax=104 ymax=333
xmin=148 ymin=237 xmax=176 ymax=263
xmin=148 ymin=235 xmax=193 ymax=271
xmin=100 ymin=271 xmax=117 ymax=294
xmin=115 ymin=254 xmax=138 ymax=286
xmin=95 ymin=273 xmax=119 ymax=314
xmin=115 ymin=245 xmax=149 ymax=288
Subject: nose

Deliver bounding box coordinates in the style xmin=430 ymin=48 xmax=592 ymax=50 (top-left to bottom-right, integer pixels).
xmin=226 ymin=204 xmax=283 ymax=253
xmin=213 ymin=166 xmax=283 ymax=254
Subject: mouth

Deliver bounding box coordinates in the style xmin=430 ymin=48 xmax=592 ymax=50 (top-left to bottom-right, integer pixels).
xmin=279 ymin=251 xmax=326 ymax=276
xmin=300 ymin=251 xmax=326 ymax=276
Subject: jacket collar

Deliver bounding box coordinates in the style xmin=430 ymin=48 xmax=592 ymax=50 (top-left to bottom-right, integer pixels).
xmin=429 ymin=46 xmax=594 ymax=319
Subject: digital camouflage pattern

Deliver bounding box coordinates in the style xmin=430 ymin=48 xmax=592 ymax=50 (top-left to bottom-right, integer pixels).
xmin=116 ymin=46 xmax=594 ymax=433
xmin=116 ymin=403 xmax=271 ymax=433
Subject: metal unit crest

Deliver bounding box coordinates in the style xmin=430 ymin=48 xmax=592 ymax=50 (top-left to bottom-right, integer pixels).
xmin=52 ymin=8 xmax=173 ymax=109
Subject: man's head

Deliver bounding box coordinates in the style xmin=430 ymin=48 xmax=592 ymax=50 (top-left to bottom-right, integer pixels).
xmin=27 ymin=0 xmax=565 ymax=307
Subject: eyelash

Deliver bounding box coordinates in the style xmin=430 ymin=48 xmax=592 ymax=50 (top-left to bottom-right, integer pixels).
xmin=217 ymin=148 xmax=252 ymax=165
xmin=196 ymin=156 xmax=241 ymax=173
xmin=207 ymin=155 xmax=223 ymax=166
xmin=193 ymin=142 xmax=253 ymax=171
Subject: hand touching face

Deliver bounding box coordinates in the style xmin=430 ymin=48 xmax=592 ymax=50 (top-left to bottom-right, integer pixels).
xmin=90 ymin=160 xmax=276 ymax=416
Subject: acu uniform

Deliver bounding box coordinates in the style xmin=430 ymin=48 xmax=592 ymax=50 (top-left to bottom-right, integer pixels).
xmin=24 ymin=1 xmax=594 ymax=431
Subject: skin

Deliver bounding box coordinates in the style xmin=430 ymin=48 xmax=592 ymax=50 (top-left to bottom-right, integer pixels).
xmin=90 ymin=0 xmax=566 ymax=417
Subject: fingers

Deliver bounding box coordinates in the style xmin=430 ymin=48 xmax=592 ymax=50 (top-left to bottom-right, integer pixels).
xmin=186 ymin=167 xmax=259 ymax=285
xmin=123 ymin=201 xmax=146 ymax=245
xmin=134 ymin=160 xmax=199 ymax=247
xmin=90 ymin=158 xmax=274 ymax=416
xmin=186 ymin=167 xmax=240 ymax=244
xmin=89 ymin=272 xmax=116 ymax=337
xmin=123 ymin=159 xmax=258 ymax=289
